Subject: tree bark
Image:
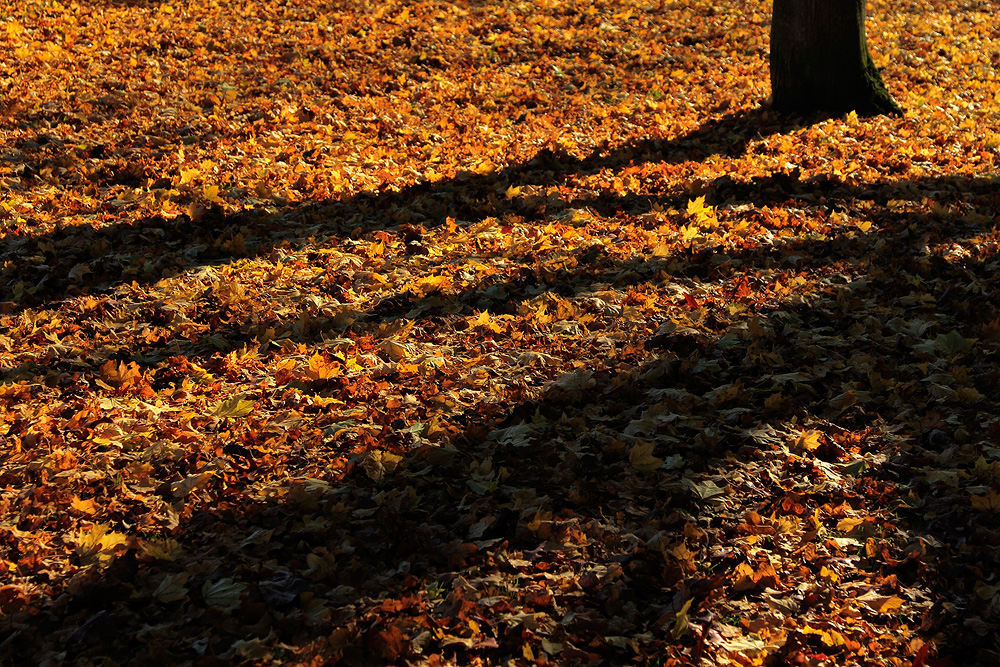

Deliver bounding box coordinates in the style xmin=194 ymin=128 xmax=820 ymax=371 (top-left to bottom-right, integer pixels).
xmin=770 ymin=0 xmax=901 ymax=116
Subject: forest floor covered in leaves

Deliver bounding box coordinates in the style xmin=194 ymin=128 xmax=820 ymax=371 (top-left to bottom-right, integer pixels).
xmin=2 ymin=0 xmax=1000 ymax=664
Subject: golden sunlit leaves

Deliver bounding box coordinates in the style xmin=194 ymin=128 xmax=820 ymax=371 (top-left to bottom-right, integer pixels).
xmin=380 ymin=339 xmax=411 ymax=361
xmin=678 ymin=196 xmax=720 ymax=243
xmin=732 ymin=560 xmax=779 ymax=592
xmin=679 ymin=223 xmax=701 ymax=243
xmin=836 ymin=516 xmax=879 ymax=537
xmin=411 ymin=275 xmax=452 ymax=296
xmin=203 ymin=185 xmax=222 ymax=203
xmin=171 ymin=471 xmax=215 ymax=498
xmin=179 ymin=168 xmax=200 ymax=186
xmin=2 ymin=0 xmax=1000 ymax=663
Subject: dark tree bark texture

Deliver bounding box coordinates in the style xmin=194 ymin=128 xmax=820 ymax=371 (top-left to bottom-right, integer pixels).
xmin=770 ymin=0 xmax=902 ymax=116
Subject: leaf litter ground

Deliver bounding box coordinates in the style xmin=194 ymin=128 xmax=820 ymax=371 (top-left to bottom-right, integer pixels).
xmin=2 ymin=0 xmax=1000 ymax=665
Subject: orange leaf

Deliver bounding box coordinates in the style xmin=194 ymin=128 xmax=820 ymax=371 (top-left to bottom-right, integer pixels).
xmin=71 ymin=497 xmax=98 ymax=515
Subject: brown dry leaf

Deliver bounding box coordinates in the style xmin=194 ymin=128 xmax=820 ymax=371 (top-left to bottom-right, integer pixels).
xmin=364 ymin=451 xmax=403 ymax=483
xmin=153 ymin=572 xmax=190 ymax=603
xmin=202 ymin=578 xmax=247 ymax=611
xmin=140 ymin=539 xmax=186 ymax=562
xmin=366 ymin=625 xmax=409 ymax=661
xmin=629 ymin=441 xmax=663 ymax=473
xmin=171 ymin=472 xmax=215 ymax=498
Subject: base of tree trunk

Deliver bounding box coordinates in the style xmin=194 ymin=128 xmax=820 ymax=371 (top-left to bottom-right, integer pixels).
xmin=770 ymin=0 xmax=902 ymax=117
xmin=771 ymin=61 xmax=902 ymax=117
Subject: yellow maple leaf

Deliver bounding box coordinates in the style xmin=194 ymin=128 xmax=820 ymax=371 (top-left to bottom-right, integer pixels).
xmin=680 ymin=224 xmax=700 ymax=242
xmin=381 ymin=340 xmax=411 ymax=361
xmin=877 ymin=596 xmax=904 ymax=613
xmin=671 ymin=597 xmax=694 ymax=639
xmin=212 ymin=395 xmax=256 ymax=418
xmin=859 ymin=594 xmax=904 ymax=614
xmin=791 ymin=429 xmax=823 ymax=452
xmin=171 ymin=471 xmax=215 ymax=498
xmin=686 ymin=196 xmax=717 ymax=226
xmin=76 ymin=524 xmax=128 ymax=564
xmin=306 ymin=353 xmax=339 ymax=380
xmin=686 ymin=196 xmax=708 ymax=217
xmin=835 ymin=516 xmax=878 ymax=538
xmin=652 ymin=243 xmax=671 ymax=257
xmin=472 ymin=159 xmax=496 ymax=175
xmin=469 ymin=310 xmax=503 ymax=333
xmin=179 ymin=167 xmax=200 ymax=185
xmin=802 ymin=625 xmax=846 ymax=647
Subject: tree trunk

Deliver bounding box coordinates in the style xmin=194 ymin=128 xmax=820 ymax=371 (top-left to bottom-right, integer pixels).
xmin=770 ymin=0 xmax=901 ymax=116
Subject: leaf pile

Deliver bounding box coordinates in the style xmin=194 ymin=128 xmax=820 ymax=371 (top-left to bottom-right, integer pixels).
xmin=3 ymin=0 xmax=1000 ymax=664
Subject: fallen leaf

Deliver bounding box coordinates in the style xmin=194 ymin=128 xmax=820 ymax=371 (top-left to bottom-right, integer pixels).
xmin=629 ymin=440 xmax=663 ymax=473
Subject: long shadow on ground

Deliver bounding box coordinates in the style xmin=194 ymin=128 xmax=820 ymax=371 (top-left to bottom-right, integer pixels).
xmin=0 ymin=107 xmax=822 ymax=317
xmin=6 ymin=211 xmax=1000 ymax=662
